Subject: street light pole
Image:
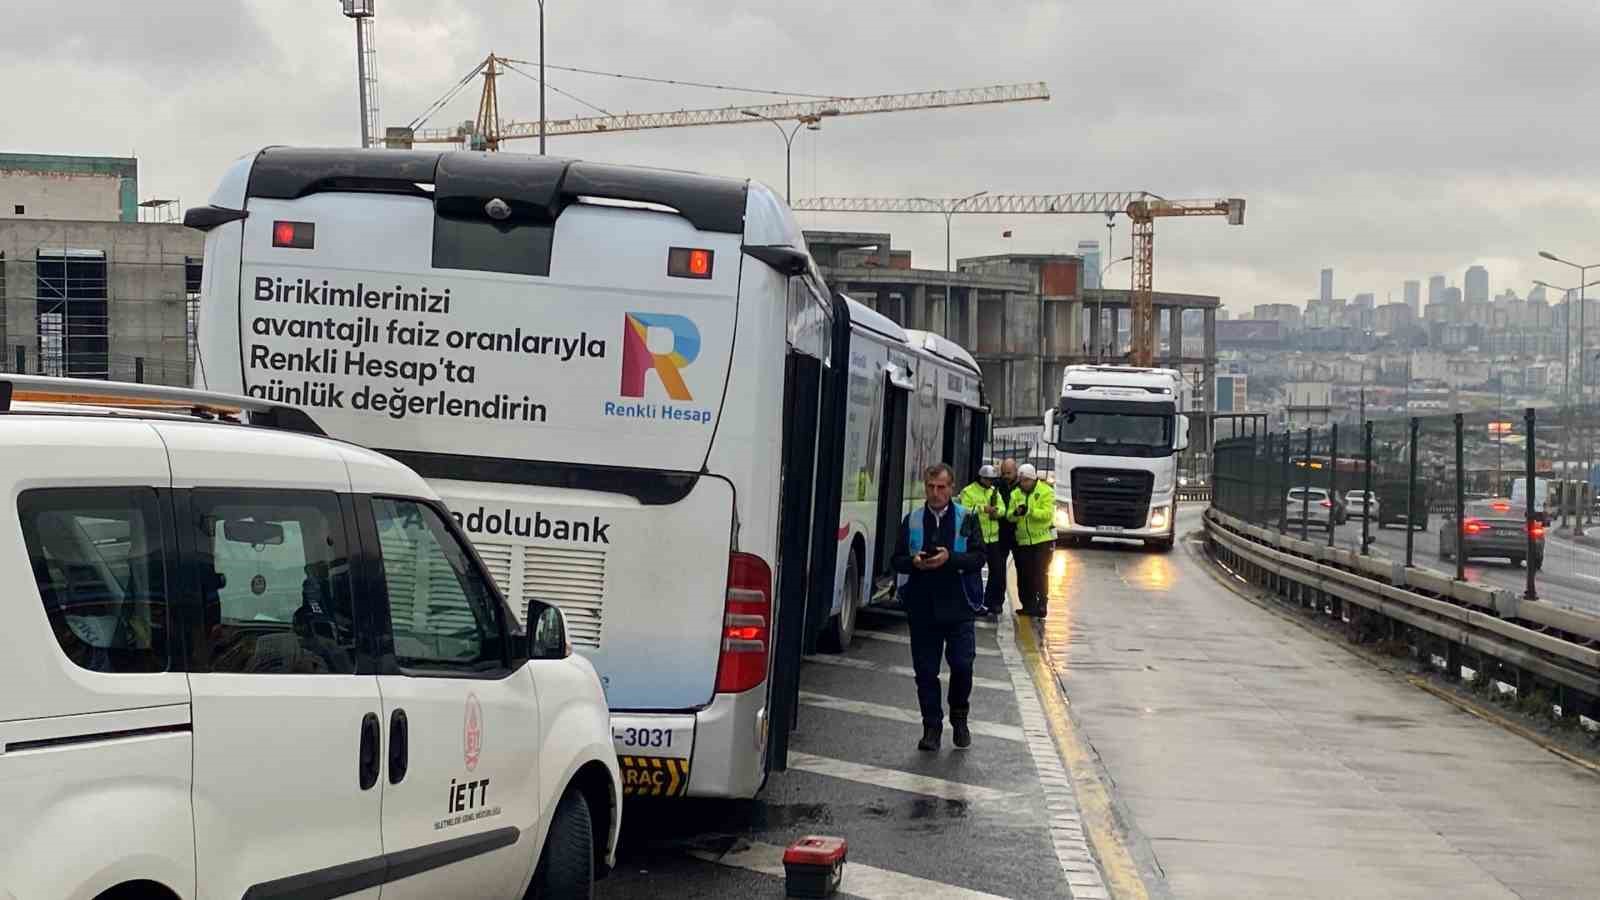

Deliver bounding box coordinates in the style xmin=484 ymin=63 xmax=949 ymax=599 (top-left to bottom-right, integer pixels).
xmin=1537 ymin=251 xmax=1599 ymax=534
xmin=743 ymin=109 xmax=838 ymax=203
xmin=911 ymin=191 xmax=987 ymax=338
xmin=1096 ymin=254 xmax=1134 ymax=360
xmin=538 ymin=1 xmax=546 ymax=155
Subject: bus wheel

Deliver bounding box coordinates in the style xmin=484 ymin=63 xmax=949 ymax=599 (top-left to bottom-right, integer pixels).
xmin=820 ymin=551 xmax=861 ymax=654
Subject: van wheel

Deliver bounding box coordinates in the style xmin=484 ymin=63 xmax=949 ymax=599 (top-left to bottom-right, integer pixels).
xmin=819 ymin=552 xmax=861 ymax=653
xmin=531 ymin=789 xmax=594 ymax=899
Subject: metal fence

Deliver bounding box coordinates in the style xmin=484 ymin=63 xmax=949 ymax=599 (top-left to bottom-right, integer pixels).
xmin=2 ymin=345 xmax=188 ymax=386
xmin=1213 ymin=405 xmax=1600 ymax=619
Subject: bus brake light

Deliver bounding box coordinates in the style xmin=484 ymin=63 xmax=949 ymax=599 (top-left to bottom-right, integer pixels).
xmin=716 ymin=552 xmax=771 ymax=694
xmin=668 ymin=247 xmax=714 ymax=279
xmin=272 ymin=220 xmax=315 ymax=249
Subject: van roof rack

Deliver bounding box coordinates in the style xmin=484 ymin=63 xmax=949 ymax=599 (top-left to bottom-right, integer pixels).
xmin=0 ymin=374 xmax=326 ymax=436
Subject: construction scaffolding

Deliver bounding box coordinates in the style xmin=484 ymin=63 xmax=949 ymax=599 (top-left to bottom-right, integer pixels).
xmin=0 ymin=220 xmax=201 ymax=387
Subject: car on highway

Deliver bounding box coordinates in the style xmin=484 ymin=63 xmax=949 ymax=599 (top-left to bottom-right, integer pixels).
xmin=0 ymin=375 xmax=621 ymax=900
xmin=1285 ymin=487 xmax=1337 ymax=531
xmin=1345 ymin=490 xmax=1377 ymax=520
xmin=1375 ymin=477 xmax=1431 ymax=531
xmin=1437 ymin=498 xmax=1544 ymax=571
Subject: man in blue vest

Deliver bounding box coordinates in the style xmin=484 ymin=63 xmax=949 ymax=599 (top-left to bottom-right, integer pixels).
xmin=891 ymin=462 xmax=987 ymax=751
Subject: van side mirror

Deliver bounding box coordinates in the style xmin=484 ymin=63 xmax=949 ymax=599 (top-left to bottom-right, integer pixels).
xmin=527 ymin=603 xmax=571 ymax=660
xmin=1175 ymin=415 xmax=1191 ymax=452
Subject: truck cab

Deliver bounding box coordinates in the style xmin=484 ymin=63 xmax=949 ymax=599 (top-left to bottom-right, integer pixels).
xmin=1043 ymin=365 xmax=1189 ymax=552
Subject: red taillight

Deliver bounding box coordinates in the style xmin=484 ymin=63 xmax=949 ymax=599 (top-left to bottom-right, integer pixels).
xmin=716 ymin=552 xmax=771 ymax=694
xmin=1529 ymin=522 xmax=1546 ymax=539
xmin=1491 ymin=501 xmax=1511 ymax=512
xmin=1320 ymin=499 xmax=1333 ymax=508
xmin=272 ymin=220 xmax=315 ymax=249
xmin=668 ymin=246 xmax=714 ymax=279
xmin=1463 ymin=518 xmax=1486 ymax=535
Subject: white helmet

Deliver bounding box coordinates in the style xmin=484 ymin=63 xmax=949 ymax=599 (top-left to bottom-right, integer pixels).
xmin=1018 ymin=463 xmax=1038 ymax=480
xmin=978 ymin=464 xmax=999 ymax=478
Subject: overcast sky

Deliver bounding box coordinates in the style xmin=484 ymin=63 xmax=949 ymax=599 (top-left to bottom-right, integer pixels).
xmin=7 ymin=0 xmax=1600 ymax=313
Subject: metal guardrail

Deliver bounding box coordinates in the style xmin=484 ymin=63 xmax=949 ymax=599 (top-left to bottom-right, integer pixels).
xmin=1203 ymin=507 xmax=1600 ymax=721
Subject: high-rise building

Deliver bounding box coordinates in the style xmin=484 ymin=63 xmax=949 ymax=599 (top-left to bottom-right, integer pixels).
xmin=1429 ymin=274 xmax=1447 ymax=305
xmin=1403 ymin=280 xmax=1421 ymax=314
xmin=1320 ymin=268 xmax=1334 ymax=302
xmin=1444 ymin=286 xmax=1462 ymax=305
xmin=1464 ymin=265 xmax=1489 ymax=304
xmin=1077 ymin=240 xmax=1102 ymax=289
xmin=1352 ymin=292 xmax=1375 ymax=309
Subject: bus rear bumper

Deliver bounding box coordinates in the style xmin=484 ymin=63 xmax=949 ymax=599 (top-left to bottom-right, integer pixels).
xmin=611 ymin=687 xmax=768 ymax=800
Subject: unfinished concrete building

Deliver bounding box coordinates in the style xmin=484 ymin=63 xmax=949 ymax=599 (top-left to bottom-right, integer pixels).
xmin=2 ymin=154 xmax=200 ymax=385
xmin=806 ymin=230 xmax=1221 ymax=436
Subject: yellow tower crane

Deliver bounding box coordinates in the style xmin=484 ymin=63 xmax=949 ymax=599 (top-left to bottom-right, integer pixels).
xmin=791 ymin=193 xmax=1245 ymax=367
xmin=386 ymin=53 xmax=1049 ymax=151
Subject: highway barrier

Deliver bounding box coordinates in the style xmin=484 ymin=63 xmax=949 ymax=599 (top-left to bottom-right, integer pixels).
xmin=1203 ymin=505 xmax=1600 ymax=730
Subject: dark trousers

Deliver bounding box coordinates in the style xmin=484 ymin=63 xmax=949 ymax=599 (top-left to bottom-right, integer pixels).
xmin=908 ymin=616 xmax=976 ymax=728
xmin=1015 ymin=542 xmax=1051 ymax=615
xmin=983 ymin=539 xmax=1013 ymax=612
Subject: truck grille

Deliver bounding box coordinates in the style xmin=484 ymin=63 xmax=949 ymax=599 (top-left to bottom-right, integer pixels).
xmin=1071 ymin=468 xmax=1154 ymax=528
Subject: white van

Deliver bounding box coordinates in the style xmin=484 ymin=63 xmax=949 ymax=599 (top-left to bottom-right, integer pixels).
xmin=187 ymin=147 xmax=848 ymax=798
xmin=0 ymin=375 xmax=619 ymax=900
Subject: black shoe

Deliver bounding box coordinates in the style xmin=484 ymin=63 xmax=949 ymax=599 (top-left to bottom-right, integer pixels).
xmin=952 ymin=721 xmax=972 ymax=750
xmin=917 ymin=725 xmax=941 ymax=752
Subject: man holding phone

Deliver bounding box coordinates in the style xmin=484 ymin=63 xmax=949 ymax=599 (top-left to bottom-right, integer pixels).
xmin=891 ymin=463 xmax=986 ymax=751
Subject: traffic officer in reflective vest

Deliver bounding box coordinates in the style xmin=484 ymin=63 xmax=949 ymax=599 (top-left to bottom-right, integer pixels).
xmin=891 ymin=463 xmax=986 ymax=751
xmin=1008 ymin=463 xmax=1057 ymax=617
xmin=957 ymin=464 xmax=1008 ymax=618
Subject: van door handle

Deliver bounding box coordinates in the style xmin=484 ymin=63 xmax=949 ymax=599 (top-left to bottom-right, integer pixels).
xmin=359 ymin=712 xmax=381 ymax=790
xmin=388 ymin=709 xmax=409 ymax=784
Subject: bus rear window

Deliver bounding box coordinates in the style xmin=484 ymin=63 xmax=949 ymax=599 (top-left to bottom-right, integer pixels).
xmin=433 ymin=217 xmax=554 ymax=277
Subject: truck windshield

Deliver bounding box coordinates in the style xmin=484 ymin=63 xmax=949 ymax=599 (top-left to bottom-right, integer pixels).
xmin=1055 ymin=410 xmax=1172 ymax=457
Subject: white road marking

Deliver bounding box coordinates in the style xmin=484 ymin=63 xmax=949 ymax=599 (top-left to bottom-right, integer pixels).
xmin=786 ymin=751 xmax=1021 ymax=804
xmin=802 ymin=653 xmax=1013 ymax=691
xmin=691 ymin=840 xmax=1013 ymax=900
xmin=854 ymin=629 xmax=1003 ymax=657
xmin=799 ymin=692 xmax=1025 ymax=742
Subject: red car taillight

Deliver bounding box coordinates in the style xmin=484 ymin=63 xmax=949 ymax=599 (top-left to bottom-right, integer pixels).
xmin=716 ymin=552 xmax=772 ymax=694
xmin=1529 ymin=522 xmax=1546 ymax=540
xmin=1463 ymin=518 xmax=1486 ymax=535
xmin=1320 ymin=499 xmax=1333 ymax=508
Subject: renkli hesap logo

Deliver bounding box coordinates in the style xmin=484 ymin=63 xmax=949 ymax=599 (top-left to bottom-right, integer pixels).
xmin=463 ymin=693 xmax=483 ymax=771
xmin=620 ymin=312 xmax=700 ymax=400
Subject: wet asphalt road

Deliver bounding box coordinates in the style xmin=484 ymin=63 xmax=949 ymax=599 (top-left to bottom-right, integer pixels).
xmin=1039 ymin=526 xmax=1600 ymax=899
xmin=598 ymin=607 xmax=1074 ymax=899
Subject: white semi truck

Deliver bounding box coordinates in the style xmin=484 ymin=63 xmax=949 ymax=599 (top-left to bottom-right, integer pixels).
xmin=1043 ymin=365 xmax=1191 ymax=552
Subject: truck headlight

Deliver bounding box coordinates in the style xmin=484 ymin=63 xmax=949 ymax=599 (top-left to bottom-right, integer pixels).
xmin=1149 ymin=505 xmax=1170 ymax=530
xmin=1054 ymin=505 xmax=1072 ymax=529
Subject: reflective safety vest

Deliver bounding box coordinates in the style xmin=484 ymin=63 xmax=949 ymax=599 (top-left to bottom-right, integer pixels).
xmin=1009 ymin=482 xmax=1057 ymax=546
xmin=906 ymin=504 xmax=969 ymax=555
xmin=957 ymin=481 xmax=1004 ymax=543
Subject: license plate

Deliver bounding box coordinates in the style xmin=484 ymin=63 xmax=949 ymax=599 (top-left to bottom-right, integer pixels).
xmin=1496 ymin=528 xmax=1518 ymax=537
xmin=611 ymin=714 xmax=694 ymax=759
xmin=1098 ymin=525 xmax=1125 ymax=532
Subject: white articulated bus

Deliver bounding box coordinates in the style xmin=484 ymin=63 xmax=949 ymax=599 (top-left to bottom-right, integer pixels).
xmin=827 ymin=300 xmax=987 ymax=647
xmin=187 ymin=147 xmax=854 ymax=799
xmin=1044 ymin=365 xmax=1191 ymax=552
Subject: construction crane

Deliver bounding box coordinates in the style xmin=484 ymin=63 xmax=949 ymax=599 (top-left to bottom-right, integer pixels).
xmin=791 ymin=193 xmax=1245 ymax=367
xmin=387 ymin=53 xmax=1049 ymax=150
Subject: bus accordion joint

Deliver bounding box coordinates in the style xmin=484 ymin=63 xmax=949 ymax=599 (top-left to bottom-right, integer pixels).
xmin=716 ymin=552 xmax=772 ymax=694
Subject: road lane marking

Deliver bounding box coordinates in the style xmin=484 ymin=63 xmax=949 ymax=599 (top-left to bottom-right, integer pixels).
xmin=798 ymin=692 xmax=1025 ymax=742
xmin=1000 ymin=561 xmax=1136 ymax=900
xmin=854 ymin=629 xmax=1002 ymax=657
xmin=786 ymin=751 xmax=1020 ymax=804
xmin=802 ymin=653 xmax=1013 ymax=691
xmin=690 ymin=840 xmax=1013 ymax=900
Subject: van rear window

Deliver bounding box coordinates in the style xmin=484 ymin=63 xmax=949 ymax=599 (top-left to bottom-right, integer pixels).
xmin=18 ymin=488 xmax=170 ymax=674
xmin=433 ymin=217 xmax=554 ymax=277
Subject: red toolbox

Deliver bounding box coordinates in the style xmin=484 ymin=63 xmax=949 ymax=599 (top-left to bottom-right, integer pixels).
xmin=782 ymin=835 xmax=847 ymax=898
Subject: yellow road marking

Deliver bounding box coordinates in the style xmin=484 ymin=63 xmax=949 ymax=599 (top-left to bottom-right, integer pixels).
xmin=1015 ymin=614 xmax=1151 ymax=900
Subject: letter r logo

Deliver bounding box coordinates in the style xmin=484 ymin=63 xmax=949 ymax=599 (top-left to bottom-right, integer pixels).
xmin=621 ymin=313 xmax=700 ymax=400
